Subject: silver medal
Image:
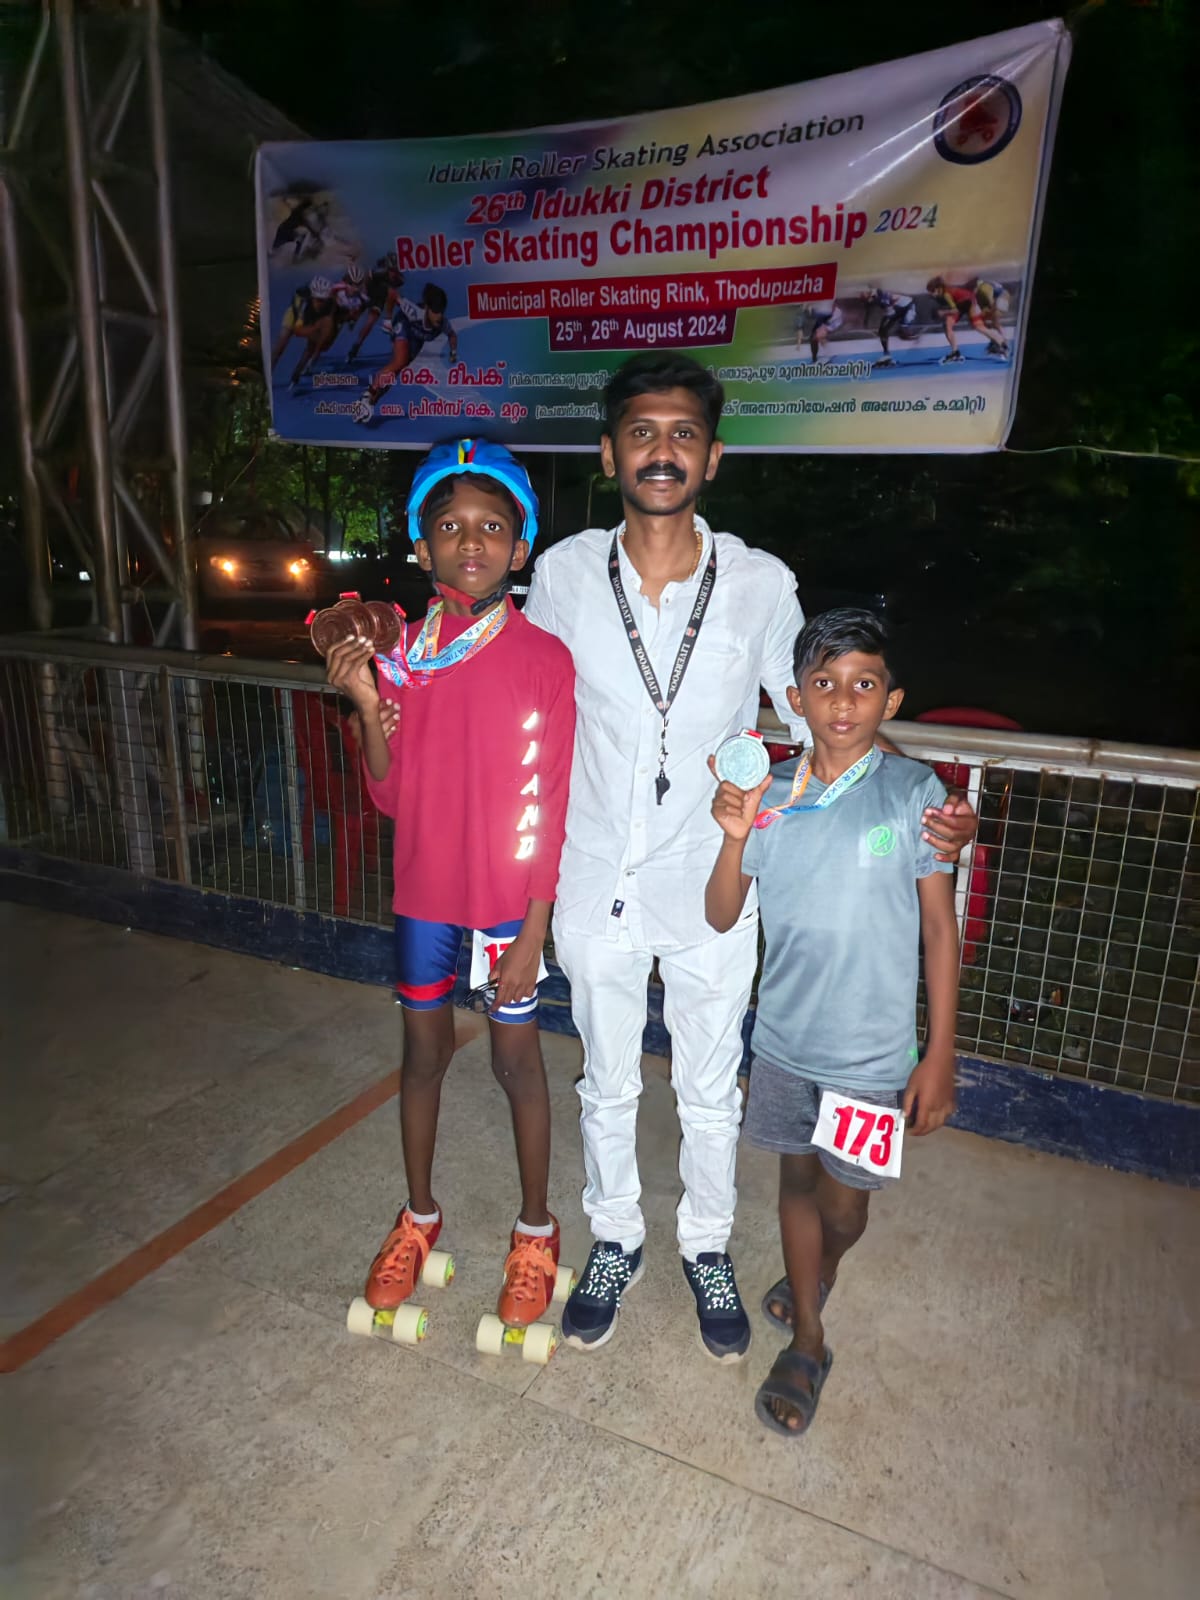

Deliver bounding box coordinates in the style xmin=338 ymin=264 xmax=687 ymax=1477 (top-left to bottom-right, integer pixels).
xmin=714 ymin=731 xmax=770 ymax=788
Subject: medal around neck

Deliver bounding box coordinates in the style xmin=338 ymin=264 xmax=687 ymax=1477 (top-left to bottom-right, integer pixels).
xmin=714 ymin=730 xmax=770 ymax=788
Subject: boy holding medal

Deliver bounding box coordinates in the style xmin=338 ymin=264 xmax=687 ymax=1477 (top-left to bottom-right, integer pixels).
xmin=325 ymin=439 xmax=576 ymax=1345
xmin=705 ymin=609 xmax=960 ymax=1437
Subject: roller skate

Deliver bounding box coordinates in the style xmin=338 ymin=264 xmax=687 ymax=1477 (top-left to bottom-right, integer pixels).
xmin=940 ymin=350 xmax=965 ymax=364
xmin=475 ymin=1217 xmax=576 ymax=1366
xmin=346 ymin=1207 xmax=455 ymax=1348
xmin=873 ymin=356 xmax=896 ymax=369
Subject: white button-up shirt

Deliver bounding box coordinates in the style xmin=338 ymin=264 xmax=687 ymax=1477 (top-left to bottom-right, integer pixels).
xmin=524 ymin=516 xmax=806 ymax=951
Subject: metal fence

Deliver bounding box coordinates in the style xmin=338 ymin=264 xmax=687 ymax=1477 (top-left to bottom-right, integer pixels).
xmin=2 ymin=637 xmax=1197 ymax=1105
xmin=759 ymin=710 xmax=1200 ymax=1105
xmin=0 ymin=638 xmax=392 ymax=925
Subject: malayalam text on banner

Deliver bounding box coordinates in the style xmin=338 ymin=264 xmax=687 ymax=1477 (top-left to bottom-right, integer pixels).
xmin=256 ymin=20 xmax=1070 ymax=453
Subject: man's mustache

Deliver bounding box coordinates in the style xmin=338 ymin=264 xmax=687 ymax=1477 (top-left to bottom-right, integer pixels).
xmin=635 ymin=462 xmax=687 ymax=484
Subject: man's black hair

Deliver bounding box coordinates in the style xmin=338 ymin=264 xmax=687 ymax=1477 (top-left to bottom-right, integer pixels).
xmin=418 ymin=473 xmax=522 ymax=542
xmin=422 ymin=283 xmax=448 ymax=313
xmin=602 ymin=351 xmax=725 ymax=440
xmin=792 ymin=607 xmax=898 ymax=688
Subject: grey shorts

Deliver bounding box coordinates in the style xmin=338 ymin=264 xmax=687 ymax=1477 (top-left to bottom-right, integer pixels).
xmin=741 ymin=1055 xmax=903 ymax=1191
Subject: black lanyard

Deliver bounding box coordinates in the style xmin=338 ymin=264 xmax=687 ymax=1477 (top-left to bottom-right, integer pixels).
xmin=608 ymin=531 xmax=718 ymax=804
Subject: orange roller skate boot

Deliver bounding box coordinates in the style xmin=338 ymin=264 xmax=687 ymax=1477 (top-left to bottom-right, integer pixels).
xmin=474 ymin=1217 xmax=577 ymax=1366
xmin=345 ymin=1209 xmax=455 ymax=1348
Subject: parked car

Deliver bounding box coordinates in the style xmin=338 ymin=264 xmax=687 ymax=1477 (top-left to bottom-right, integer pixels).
xmin=197 ymin=508 xmax=319 ymax=603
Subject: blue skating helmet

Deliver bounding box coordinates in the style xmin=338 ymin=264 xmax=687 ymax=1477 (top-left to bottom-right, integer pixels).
xmin=406 ymin=438 xmax=539 ymax=550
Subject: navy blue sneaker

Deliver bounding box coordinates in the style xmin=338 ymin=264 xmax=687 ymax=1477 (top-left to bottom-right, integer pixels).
xmin=561 ymin=1241 xmax=644 ymax=1350
xmin=683 ymin=1253 xmax=752 ymax=1362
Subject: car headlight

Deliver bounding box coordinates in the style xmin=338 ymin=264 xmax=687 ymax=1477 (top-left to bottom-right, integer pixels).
xmin=288 ymin=558 xmax=311 ymax=577
xmin=210 ymin=556 xmax=237 ymax=575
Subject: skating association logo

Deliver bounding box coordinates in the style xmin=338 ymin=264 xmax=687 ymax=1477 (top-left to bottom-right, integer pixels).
xmin=932 ymin=75 xmax=1022 ymax=165
xmin=867 ymin=825 xmax=897 ymax=857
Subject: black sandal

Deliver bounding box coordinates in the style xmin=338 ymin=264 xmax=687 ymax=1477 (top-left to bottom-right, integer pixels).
xmin=760 ymin=1275 xmax=831 ymax=1333
xmin=754 ymin=1346 xmax=834 ymax=1437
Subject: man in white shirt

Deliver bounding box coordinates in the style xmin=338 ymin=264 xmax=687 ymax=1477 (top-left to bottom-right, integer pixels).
xmin=523 ymin=352 xmax=975 ymax=1361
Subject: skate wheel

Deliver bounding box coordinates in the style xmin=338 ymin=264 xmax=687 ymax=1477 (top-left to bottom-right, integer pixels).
xmin=391 ymin=1303 xmax=428 ymax=1345
xmin=522 ymin=1322 xmax=557 ymax=1366
xmin=346 ymin=1296 xmax=376 ymax=1338
xmin=421 ymin=1249 xmax=455 ymax=1289
xmin=551 ymin=1266 xmax=576 ymax=1305
xmin=476 ymin=1313 xmax=506 ymax=1357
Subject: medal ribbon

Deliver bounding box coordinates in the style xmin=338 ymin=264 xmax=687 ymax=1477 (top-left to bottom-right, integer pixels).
xmin=752 ymin=747 xmax=878 ymax=830
xmin=608 ymin=530 xmax=717 ymax=805
xmin=374 ymin=599 xmax=508 ymax=690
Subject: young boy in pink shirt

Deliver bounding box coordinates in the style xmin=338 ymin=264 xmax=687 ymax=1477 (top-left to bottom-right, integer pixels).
xmin=326 ymin=440 xmax=575 ymax=1350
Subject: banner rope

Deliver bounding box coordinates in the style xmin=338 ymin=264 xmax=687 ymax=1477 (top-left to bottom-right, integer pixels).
xmin=1002 ymin=444 xmax=1198 ymax=464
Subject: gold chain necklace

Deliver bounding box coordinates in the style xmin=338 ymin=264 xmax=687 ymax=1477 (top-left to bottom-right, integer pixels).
xmin=620 ymin=520 xmax=704 ymax=580
xmin=686 ymin=523 xmax=704 ymax=577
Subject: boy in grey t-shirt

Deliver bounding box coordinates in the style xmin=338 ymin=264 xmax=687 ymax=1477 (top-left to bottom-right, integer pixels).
xmin=706 ymin=609 xmax=960 ymax=1438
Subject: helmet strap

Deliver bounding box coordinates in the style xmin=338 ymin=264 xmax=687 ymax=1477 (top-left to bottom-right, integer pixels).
xmin=430 ymin=571 xmax=511 ymax=617
xmin=468 ymin=576 xmax=513 ymax=616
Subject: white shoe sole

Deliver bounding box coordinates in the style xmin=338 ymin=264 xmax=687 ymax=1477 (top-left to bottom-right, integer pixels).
xmin=697 ymin=1327 xmax=752 ymax=1364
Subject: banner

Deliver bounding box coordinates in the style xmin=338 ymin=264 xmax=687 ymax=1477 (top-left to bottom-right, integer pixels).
xmin=256 ymin=21 xmax=1069 ymax=453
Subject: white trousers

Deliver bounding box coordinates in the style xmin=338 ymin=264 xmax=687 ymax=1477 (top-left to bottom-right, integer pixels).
xmin=554 ymin=917 xmax=758 ymax=1259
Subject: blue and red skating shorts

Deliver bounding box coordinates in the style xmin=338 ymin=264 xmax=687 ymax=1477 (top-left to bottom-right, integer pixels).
xmin=393 ymin=914 xmax=539 ymax=1025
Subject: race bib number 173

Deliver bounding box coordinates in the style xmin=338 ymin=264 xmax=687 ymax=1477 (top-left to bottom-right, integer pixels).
xmin=812 ymin=1091 xmax=904 ymax=1179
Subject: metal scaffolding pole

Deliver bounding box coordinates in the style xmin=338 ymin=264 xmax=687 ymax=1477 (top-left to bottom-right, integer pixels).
xmin=56 ymin=0 xmax=123 ymax=643
xmin=3 ymin=0 xmax=198 ymax=649
xmin=0 ymin=180 xmax=52 ymax=631
xmin=146 ymin=0 xmax=197 ymax=650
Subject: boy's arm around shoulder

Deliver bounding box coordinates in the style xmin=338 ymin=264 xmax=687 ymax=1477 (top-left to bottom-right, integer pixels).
xmin=875 ymin=739 xmax=978 ymax=862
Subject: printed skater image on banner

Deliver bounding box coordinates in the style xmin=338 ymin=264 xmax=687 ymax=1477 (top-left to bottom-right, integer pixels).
xmin=255 ymin=20 xmax=1070 ymax=453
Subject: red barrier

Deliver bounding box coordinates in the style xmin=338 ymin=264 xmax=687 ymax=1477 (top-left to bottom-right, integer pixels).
xmin=292 ymin=691 xmax=379 ymax=917
xmin=916 ymin=708 xmax=1022 ymax=965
